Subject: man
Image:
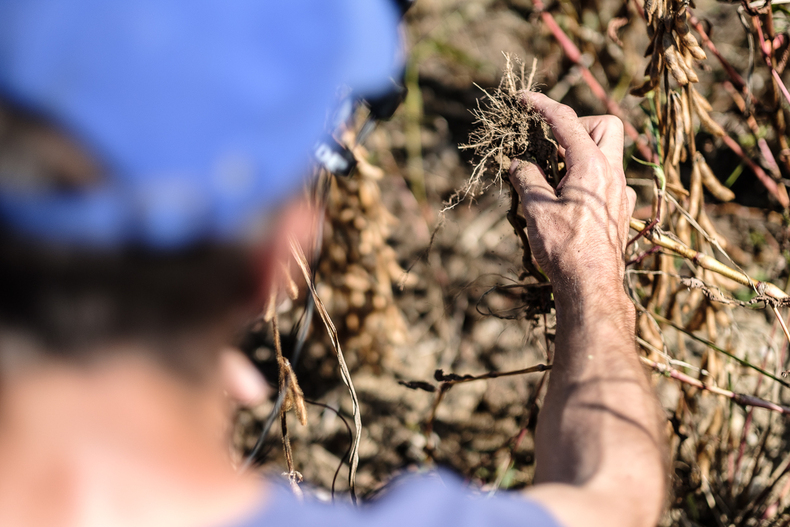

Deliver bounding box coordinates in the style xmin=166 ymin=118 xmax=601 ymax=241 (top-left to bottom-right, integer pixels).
xmin=0 ymin=1 xmax=667 ymax=526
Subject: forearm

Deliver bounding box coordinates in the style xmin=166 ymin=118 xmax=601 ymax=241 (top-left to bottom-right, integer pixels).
xmin=510 ymin=94 xmax=667 ymax=526
xmin=533 ymin=281 xmax=667 ymax=525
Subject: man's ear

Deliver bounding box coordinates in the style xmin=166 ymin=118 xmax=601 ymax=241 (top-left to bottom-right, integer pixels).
xmin=254 ymin=195 xmax=320 ymax=309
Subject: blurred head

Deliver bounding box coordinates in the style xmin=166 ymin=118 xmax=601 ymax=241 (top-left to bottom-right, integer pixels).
xmin=0 ymin=0 xmax=402 ymax=378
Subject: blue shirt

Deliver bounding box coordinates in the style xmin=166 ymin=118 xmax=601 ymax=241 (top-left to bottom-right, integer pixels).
xmin=230 ymin=473 xmax=562 ymax=527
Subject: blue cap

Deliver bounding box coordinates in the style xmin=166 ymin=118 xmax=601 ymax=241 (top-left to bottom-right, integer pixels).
xmin=0 ymin=0 xmax=401 ymax=249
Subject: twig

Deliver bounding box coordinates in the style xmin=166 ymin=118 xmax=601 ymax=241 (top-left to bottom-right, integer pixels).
xmin=688 ymin=16 xmax=789 ymax=207
xmin=640 ymin=356 xmax=790 ymax=414
xmin=733 ymin=334 xmax=775 ymax=497
xmin=752 ymin=12 xmax=790 ymax=106
xmin=303 ymin=399 xmax=354 ymax=503
xmin=422 ymin=363 xmax=551 ymax=451
xmin=773 ymin=305 xmax=790 ymax=347
xmin=630 ymin=218 xmax=789 ymax=301
xmin=651 ymin=313 xmax=790 ymax=389
xmin=720 ymin=134 xmax=789 ymax=208
xmin=530 ymin=0 xmax=654 ymax=162
xmin=723 ymin=80 xmax=781 ymax=177
xmin=290 ymin=238 xmax=362 ymax=504
xmin=434 ymin=363 xmax=551 ymax=384
xmin=689 ymin=16 xmax=748 ymax=92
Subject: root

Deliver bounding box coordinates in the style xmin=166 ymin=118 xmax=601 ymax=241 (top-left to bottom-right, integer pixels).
xmin=450 ymin=54 xmax=558 ymax=211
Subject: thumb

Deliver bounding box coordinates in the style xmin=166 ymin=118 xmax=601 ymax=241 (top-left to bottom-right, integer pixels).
xmin=508 ymin=158 xmax=555 ymax=204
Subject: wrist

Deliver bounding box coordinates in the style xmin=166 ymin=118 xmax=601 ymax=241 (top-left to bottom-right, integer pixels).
xmin=553 ymin=277 xmax=635 ymax=330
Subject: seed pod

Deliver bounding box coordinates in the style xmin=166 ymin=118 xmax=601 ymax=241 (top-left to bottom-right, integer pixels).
xmin=665 ymin=159 xmax=682 ymax=188
xmin=644 ymin=31 xmax=663 ymax=79
xmin=674 ymin=6 xmax=690 ymax=36
xmin=645 ymin=0 xmax=658 ymax=25
xmin=670 ymin=93 xmax=685 ymax=166
xmin=680 ymin=86 xmax=692 ymax=137
xmin=283 ymin=360 xmax=308 ymax=426
xmin=688 ymin=156 xmax=702 ymax=220
xmin=680 ymin=49 xmax=700 ymax=83
xmin=695 ymin=104 xmax=726 ymax=137
xmin=666 ymin=181 xmax=690 ymax=197
xmin=691 ymin=86 xmax=713 ymax=111
xmin=631 ymin=76 xmax=659 ymax=96
xmin=663 ymin=15 xmax=674 ymax=32
xmin=663 ymin=32 xmax=689 ymax=85
xmin=697 ymin=153 xmax=735 ymax=201
xmin=680 ymin=32 xmax=706 ymax=61
xmin=666 ymin=125 xmax=677 ymax=167
xmin=645 ymin=29 xmax=659 ymax=57
xmin=690 ymin=87 xmax=725 ymax=136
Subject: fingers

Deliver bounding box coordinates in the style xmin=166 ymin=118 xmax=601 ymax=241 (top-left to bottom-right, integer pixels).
xmin=522 ymin=92 xmax=600 ymax=168
xmin=509 ymin=159 xmax=555 ymax=204
xmin=522 ymin=93 xmax=625 ymax=182
xmin=578 ymin=115 xmax=625 ymax=172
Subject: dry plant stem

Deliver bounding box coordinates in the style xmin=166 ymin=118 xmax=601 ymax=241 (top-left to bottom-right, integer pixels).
xmin=689 ymin=16 xmax=748 ymax=91
xmin=773 ymin=304 xmax=790 ymax=345
xmin=490 ymin=368 xmax=551 ymax=494
xmin=436 ymin=363 xmax=551 ymax=385
xmin=290 ymin=238 xmax=361 ymax=504
xmin=272 ymin=315 xmax=292 ymax=471
xmin=686 ymin=17 xmax=789 ymax=207
xmin=651 ymin=312 xmax=790 ymax=388
xmin=280 ymin=414 xmax=295 ymax=476
xmin=641 ymin=356 xmax=790 ymax=414
xmin=738 ymin=461 xmax=790 ymax=525
xmin=424 ymin=364 xmax=551 ymax=450
xmin=272 ymin=313 xmax=303 ymax=496
xmin=531 ymin=0 xmax=654 ymax=162
xmin=753 ymin=12 xmax=790 ymax=106
xmin=424 ymin=384 xmax=450 ymax=450
xmin=723 ymin=80 xmax=782 ymax=176
xmin=740 ymin=419 xmax=773 ymax=508
xmin=733 ymin=336 xmax=775 ymax=496
xmin=762 ymin=461 xmax=790 ymax=520
xmin=721 ymin=133 xmax=789 ymax=207
xmin=753 ymin=7 xmax=790 ymax=175
xmin=630 ymin=218 xmax=789 ymax=301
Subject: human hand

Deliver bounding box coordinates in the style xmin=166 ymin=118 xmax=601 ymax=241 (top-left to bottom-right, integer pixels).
xmin=508 ymin=93 xmax=636 ymax=301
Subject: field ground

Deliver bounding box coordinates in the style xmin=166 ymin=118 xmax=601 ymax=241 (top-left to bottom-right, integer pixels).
xmin=238 ymin=1 xmax=790 ymax=525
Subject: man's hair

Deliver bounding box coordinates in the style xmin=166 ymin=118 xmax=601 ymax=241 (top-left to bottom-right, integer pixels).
xmin=0 ymin=101 xmax=260 ymax=375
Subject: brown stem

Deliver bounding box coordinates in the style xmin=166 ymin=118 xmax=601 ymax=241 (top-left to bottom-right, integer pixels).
xmin=630 ymin=218 xmax=789 ymax=300
xmin=689 ymin=16 xmax=748 ymax=92
xmin=723 ymin=81 xmax=782 ymax=177
xmin=640 ymin=356 xmax=790 ymax=414
xmin=531 ymin=0 xmax=655 ymax=162
xmin=435 ymin=363 xmax=551 ymax=385
xmin=720 ymin=134 xmax=789 ymax=207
